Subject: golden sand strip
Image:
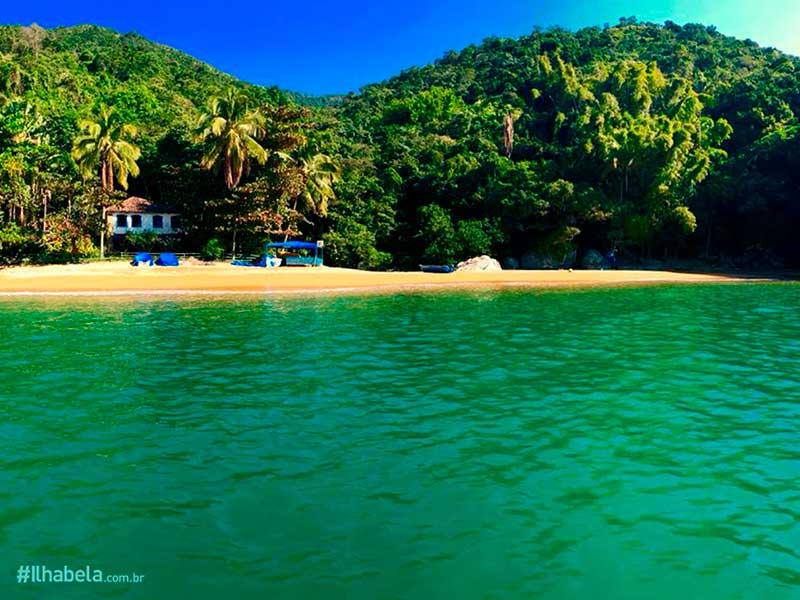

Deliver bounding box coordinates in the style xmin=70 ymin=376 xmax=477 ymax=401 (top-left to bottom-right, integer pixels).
xmin=0 ymin=262 xmax=773 ymax=296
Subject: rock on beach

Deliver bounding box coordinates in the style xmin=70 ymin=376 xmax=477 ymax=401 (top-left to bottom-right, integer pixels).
xmin=456 ymin=255 xmax=503 ymax=272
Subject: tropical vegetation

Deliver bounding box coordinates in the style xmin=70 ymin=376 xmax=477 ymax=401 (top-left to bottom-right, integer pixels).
xmin=0 ymin=20 xmax=799 ymax=268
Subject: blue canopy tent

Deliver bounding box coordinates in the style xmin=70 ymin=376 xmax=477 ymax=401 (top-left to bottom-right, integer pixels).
xmin=130 ymin=252 xmax=154 ymax=266
xmin=265 ymin=241 xmax=324 ymax=267
xmin=156 ymin=253 xmax=180 ymax=267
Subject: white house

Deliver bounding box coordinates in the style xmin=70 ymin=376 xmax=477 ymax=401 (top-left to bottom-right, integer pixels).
xmin=107 ymin=197 xmax=182 ymax=236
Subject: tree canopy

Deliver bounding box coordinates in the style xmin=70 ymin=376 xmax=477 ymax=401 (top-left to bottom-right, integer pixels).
xmin=0 ymin=21 xmax=798 ymax=268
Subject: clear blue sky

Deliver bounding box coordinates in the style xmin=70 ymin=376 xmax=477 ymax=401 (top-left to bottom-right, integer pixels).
xmin=2 ymin=1 xmax=799 ymax=94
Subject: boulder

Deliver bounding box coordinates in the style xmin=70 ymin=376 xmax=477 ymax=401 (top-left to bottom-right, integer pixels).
xmin=455 ymin=255 xmax=502 ymax=272
xmin=502 ymin=257 xmax=520 ymax=270
xmin=521 ymin=251 xmax=558 ymax=269
xmin=582 ymin=249 xmax=604 ymax=269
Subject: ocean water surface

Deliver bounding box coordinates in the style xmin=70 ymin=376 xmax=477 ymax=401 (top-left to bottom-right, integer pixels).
xmin=1 ymin=284 xmax=799 ymax=599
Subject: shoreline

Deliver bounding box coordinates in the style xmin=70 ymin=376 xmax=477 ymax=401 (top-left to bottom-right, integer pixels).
xmin=0 ymin=261 xmax=787 ymax=297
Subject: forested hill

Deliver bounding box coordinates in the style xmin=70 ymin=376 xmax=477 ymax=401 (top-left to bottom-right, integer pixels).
xmin=332 ymin=19 xmax=800 ymax=268
xmin=0 ymin=21 xmax=799 ymax=268
xmin=0 ymin=24 xmax=286 ymax=146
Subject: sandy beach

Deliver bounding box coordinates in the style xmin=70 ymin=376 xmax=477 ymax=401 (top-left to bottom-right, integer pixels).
xmin=0 ymin=261 xmax=774 ymax=295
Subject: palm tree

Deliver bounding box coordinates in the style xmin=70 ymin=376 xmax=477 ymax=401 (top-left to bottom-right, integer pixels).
xmin=9 ymin=101 xmax=46 ymax=145
xmin=295 ymin=152 xmax=341 ymax=217
xmin=196 ymin=89 xmax=271 ymax=256
xmin=285 ymin=152 xmax=340 ymax=241
xmin=196 ymin=89 xmax=268 ymax=190
xmin=72 ymin=105 xmax=141 ymax=192
xmin=71 ymin=105 xmax=141 ymax=258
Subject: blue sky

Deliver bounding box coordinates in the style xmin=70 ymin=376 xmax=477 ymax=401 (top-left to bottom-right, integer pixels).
xmin=1 ymin=1 xmax=799 ymax=94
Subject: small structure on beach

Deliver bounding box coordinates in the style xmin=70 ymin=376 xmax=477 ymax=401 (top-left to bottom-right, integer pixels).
xmin=266 ymin=241 xmax=324 ymax=266
xmin=107 ymin=197 xmax=182 ymax=237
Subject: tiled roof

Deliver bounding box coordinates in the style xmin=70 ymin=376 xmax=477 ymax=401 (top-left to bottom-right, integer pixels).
xmin=109 ymin=197 xmax=177 ymax=213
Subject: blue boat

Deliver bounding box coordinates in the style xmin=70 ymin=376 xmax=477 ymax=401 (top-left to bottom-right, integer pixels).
xmin=231 ymin=254 xmax=282 ymax=268
xmin=420 ymin=264 xmax=455 ymax=273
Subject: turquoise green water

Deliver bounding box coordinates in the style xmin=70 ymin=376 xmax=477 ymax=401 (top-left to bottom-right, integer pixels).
xmin=1 ymin=284 xmax=800 ymax=599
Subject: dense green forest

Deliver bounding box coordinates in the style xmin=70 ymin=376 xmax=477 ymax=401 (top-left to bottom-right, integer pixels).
xmin=0 ymin=19 xmax=798 ymax=268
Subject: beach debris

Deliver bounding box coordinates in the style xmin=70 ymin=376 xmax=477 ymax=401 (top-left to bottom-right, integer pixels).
xmin=582 ymin=249 xmax=604 ymax=269
xmin=456 ymin=255 xmax=502 ymax=272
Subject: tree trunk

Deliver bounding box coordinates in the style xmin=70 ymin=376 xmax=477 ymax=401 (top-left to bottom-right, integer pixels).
xmin=231 ymin=227 xmax=237 ymax=259
xmin=225 ymin=153 xmax=233 ymax=190
xmin=107 ymin=161 xmax=114 ymax=192
xmin=284 ymin=197 xmax=300 ymax=242
xmin=100 ymin=206 xmax=106 ymax=259
xmin=42 ymin=191 xmax=48 ymax=235
xmin=503 ymin=113 xmax=514 ymax=158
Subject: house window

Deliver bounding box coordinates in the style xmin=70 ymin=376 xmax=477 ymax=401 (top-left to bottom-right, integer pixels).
xmin=170 ymin=216 xmax=181 ymax=230
xmin=152 ymin=215 xmax=163 ymax=229
xmin=131 ymin=215 xmax=142 ymax=228
xmin=116 ymin=215 xmax=127 ymax=228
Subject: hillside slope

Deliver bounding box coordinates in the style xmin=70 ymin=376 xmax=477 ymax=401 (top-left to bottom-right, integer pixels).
xmin=0 ymin=24 xmax=285 ymax=146
xmin=0 ymin=21 xmax=798 ymax=267
xmin=330 ymin=20 xmax=800 ymax=266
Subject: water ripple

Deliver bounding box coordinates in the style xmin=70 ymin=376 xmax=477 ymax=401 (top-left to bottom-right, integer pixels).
xmin=1 ymin=284 xmax=800 ymax=599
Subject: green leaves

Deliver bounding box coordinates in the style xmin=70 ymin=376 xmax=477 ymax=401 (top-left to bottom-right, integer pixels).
xmin=671 ymin=205 xmax=698 ymax=234
xmin=71 ymin=104 xmax=140 ymax=191
xmin=416 ymin=204 xmax=457 ymax=263
xmin=296 ymin=152 xmax=341 ymax=218
xmin=0 ymin=21 xmax=799 ymax=266
xmin=195 ymin=89 xmax=268 ymax=190
xmin=567 ymin=61 xmax=733 ymax=243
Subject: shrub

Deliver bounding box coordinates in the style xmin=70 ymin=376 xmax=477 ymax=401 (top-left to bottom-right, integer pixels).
xmin=417 ymin=204 xmax=457 ymax=263
xmin=456 ymin=219 xmax=502 ymax=258
xmin=123 ymin=230 xmax=161 ymax=251
xmin=325 ymin=229 xmax=392 ymax=270
xmin=41 ymin=214 xmax=97 ymax=262
xmin=200 ymin=237 xmax=224 ymax=261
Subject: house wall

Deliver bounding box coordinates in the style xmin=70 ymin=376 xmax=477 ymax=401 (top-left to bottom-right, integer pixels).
xmin=108 ymin=212 xmax=181 ymax=235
